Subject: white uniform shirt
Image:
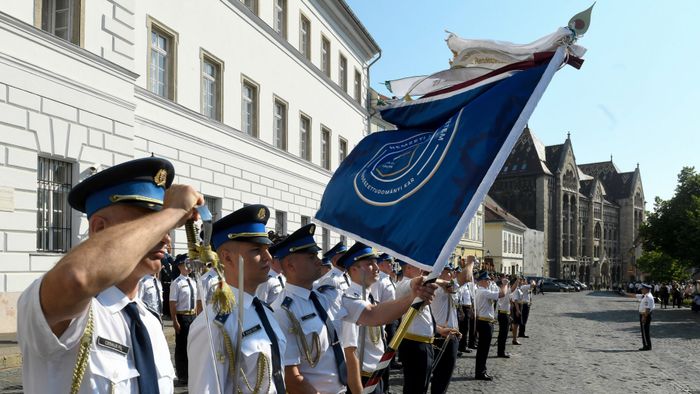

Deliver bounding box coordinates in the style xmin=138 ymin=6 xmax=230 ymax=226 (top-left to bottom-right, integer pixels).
xmin=138 ymin=274 xmax=163 ymax=315
xmin=255 ymin=269 xmax=286 ymax=304
xmin=474 ymin=285 xmax=500 ymax=320
xmin=497 ymin=286 xmax=512 ymax=313
xmin=170 ymin=275 xmax=196 ymax=312
xmin=18 ymin=279 xmax=175 ymax=393
xmin=271 ymin=284 xmax=346 ymax=394
xmin=370 ymin=271 xmax=396 ymax=303
xmin=200 ymin=267 xmax=219 ymax=304
xmin=188 ymin=287 xmax=287 ymax=393
xmin=637 ymin=292 xmax=655 ymax=313
xmin=396 ymin=278 xmax=434 ymax=337
xmin=431 ymin=286 xmax=459 ymax=329
xmin=458 ymin=282 xmax=473 ymax=306
xmin=316 ymin=266 xmax=350 ymax=293
xmin=519 ymin=284 xmax=532 ymax=304
xmin=341 ymin=282 xmax=385 ymax=374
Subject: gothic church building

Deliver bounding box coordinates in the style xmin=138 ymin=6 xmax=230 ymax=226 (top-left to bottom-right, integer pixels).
xmin=489 ymin=128 xmax=644 ymax=287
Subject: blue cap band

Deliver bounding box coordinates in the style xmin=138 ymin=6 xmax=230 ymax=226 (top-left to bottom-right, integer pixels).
xmin=84 ymin=180 xmax=165 ymax=217
xmin=212 ymin=222 xmax=267 ymax=250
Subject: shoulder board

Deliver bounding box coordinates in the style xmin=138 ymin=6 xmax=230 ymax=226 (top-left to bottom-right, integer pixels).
xmin=316 ymin=285 xmax=335 ymax=293
xmin=215 ymin=312 xmax=230 ymax=325
xmin=281 ymin=296 xmax=293 ymax=309
xmin=342 ymin=293 xmax=360 ymax=300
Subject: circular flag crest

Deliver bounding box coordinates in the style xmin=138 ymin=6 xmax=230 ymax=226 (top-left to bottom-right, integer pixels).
xmin=353 ymin=116 xmax=459 ymax=206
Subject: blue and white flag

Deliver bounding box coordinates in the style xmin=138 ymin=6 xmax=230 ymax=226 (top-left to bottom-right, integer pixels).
xmin=316 ymin=47 xmax=571 ymax=271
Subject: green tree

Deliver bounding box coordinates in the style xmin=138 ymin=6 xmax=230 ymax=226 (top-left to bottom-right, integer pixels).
xmin=639 ymin=166 xmax=700 ymax=271
xmin=636 ymin=250 xmax=686 ymax=282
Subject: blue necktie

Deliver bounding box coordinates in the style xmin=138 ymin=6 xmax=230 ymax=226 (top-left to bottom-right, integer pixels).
xmin=123 ymin=302 xmax=159 ymax=394
xmin=309 ymin=291 xmax=348 ymax=385
xmin=252 ymin=297 xmax=286 ymax=393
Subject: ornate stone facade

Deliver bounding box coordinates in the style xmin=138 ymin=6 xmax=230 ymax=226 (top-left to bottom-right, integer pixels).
xmin=489 ymin=127 xmax=644 ymax=286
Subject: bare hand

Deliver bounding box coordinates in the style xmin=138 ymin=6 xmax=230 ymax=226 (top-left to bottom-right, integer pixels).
xmin=410 ymin=276 xmax=438 ymax=304
xmin=173 ymin=320 xmax=181 ymax=334
xmin=163 ymin=184 xmax=204 ymax=228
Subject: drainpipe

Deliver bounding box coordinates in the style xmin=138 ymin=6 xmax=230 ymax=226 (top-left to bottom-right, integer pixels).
xmin=364 ymin=50 xmax=382 ymax=136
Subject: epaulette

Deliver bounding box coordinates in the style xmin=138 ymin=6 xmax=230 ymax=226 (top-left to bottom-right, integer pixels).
xmin=342 ymin=293 xmax=360 ymax=300
xmin=316 ymin=285 xmax=335 ymax=293
xmin=214 ymin=312 xmax=230 ymax=326
xmin=282 ymin=296 xmax=293 ymax=309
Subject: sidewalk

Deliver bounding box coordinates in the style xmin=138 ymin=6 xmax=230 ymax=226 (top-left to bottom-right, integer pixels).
xmin=0 ymin=316 xmax=176 ymax=371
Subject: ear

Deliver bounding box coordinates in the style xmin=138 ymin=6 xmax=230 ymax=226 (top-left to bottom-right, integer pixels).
xmin=88 ymin=214 xmax=108 ymax=236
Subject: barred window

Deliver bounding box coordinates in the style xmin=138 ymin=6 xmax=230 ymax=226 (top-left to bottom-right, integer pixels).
xmin=275 ymin=210 xmax=287 ymax=235
xmin=37 ymin=157 xmax=73 ymax=252
xmin=322 ymin=228 xmax=330 ymax=251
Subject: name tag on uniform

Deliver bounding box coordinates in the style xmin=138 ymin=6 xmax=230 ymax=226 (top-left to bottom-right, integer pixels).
xmin=242 ymin=324 xmax=262 ymax=337
xmin=96 ymin=336 xmax=129 ymax=356
xmin=301 ymin=313 xmax=317 ymax=321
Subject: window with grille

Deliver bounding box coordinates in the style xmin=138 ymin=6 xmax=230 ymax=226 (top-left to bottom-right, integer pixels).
xmin=275 ymin=210 xmax=287 ymax=235
xmin=274 ymin=0 xmax=287 ymax=38
xmin=301 ymin=215 xmax=310 ymax=226
xmin=321 ymin=127 xmax=331 ymax=170
xmin=321 ymin=37 xmax=331 ymax=76
xmin=299 ymin=14 xmax=311 ymax=60
xmin=242 ymin=79 xmax=259 ymax=137
xmin=300 ymin=115 xmax=311 ymax=161
xmin=273 ymin=98 xmax=287 ymax=150
xmin=37 ymin=157 xmax=73 ymax=253
xmin=204 ymin=195 xmax=222 ymax=222
xmin=322 ymin=228 xmax=330 ymax=251
xmin=243 ymin=0 xmax=258 ymax=14
xmin=40 ymin=0 xmax=81 ymax=45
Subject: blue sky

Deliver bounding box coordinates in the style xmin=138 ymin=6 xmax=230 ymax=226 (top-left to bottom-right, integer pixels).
xmin=345 ymin=0 xmax=700 ymax=203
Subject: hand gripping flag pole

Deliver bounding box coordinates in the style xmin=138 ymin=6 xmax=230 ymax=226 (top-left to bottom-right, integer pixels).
xmin=184 ymin=205 xmax=223 ymax=394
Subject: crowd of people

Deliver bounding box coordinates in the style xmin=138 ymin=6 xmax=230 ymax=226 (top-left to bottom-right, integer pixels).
xmin=624 ymin=281 xmax=700 ymax=311
xmin=16 ymin=157 xmax=542 ymax=394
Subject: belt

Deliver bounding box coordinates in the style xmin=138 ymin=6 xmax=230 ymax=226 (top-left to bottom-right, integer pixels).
xmin=177 ymin=309 xmax=196 ymax=315
xmin=361 ymin=370 xmax=374 ymax=378
xmin=477 ymin=317 xmax=496 ymax=323
xmin=498 ymin=310 xmax=510 ymax=315
xmin=404 ymin=332 xmax=434 ymax=344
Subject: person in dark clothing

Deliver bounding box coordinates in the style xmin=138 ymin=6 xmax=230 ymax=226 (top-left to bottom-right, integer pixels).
xmin=658 ymin=283 xmax=670 ymax=309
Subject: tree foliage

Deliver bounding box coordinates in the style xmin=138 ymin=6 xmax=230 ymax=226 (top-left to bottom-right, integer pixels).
xmin=636 ymin=250 xmax=686 ymax=282
xmin=639 ymin=167 xmax=700 ymax=272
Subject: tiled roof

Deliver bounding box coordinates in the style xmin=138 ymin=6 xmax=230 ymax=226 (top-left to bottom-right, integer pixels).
xmin=483 ymin=195 xmax=527 ymax=229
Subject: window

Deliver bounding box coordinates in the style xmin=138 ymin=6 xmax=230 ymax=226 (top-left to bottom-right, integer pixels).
xmin=201 ymin=51 xmax=223 ymax=121
xmin=243 ymin=0 xmax=258 ymax=14
xmin=299 ymin=14 xmax=311 ymax=60
xmin=37 ymin=157 xmax=72 ymax=252
xmin=300 ymin=114 xmax=311 ymax=161
xmin=242 ymin=79 xmax=259 ymax=137
xmin=321 ymin=36 xmax=331 ymax=77
xmin=340 ymin=234 xmax=347 ymax=245
xmin=339 ymin=138 xmax=348 ymax=164
xmin=354 ymin=69 xmax=362 ymax=103
xmin=204 ymin=195 xmax=222 ymax=221
xmin=39 ymin=0 xmax=82 ymax=45
xmin=339 ymin=54 xmax=348 ymax=92
xmin=273 ymin=0 xmax=287 ymax=38
xmin=301 ymin=215 xmax=311 ymax=226
xmin=147 ymin=18 xmax=177 ymax=100
xmin=322 ymin=228 xmax=330 ymax=251
xmin=273 ymin=98 xmax=288 ymax=150
xmin=275 ymin=210 xmax=287 ymax=235
xmin=321 ymin=127 xmax=331 ymax=170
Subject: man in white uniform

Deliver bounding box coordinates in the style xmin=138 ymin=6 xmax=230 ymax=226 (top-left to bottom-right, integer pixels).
xmin=473 ymin=271 xmax=507 ymax=381
xmin=636 ymin=283 xmax=655 ymax=351
xmin=316 ymin=242 xmax=350 ymax=292
xmin=138 ymin=270 xmax=163 ymax=319
xmin=169 ymin=255 xmax=200 ymax=385
xmin=18 ymin=157 xmax=202 ymax=393
xmin=188 ymin=205 xmax=287 ymax=393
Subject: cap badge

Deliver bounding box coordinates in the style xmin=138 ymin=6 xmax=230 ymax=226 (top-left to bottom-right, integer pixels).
xmin=154 ymin=168 xmax=168 ymax=187
xmin=309 ymin=224 xmax=315 ymax=234
xmin=257 ymin=207 xmax=266 ymax=220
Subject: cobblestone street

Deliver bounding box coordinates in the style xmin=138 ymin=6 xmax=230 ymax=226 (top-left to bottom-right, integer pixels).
xmin=1 ymin=291 xmax=699 ymax=393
